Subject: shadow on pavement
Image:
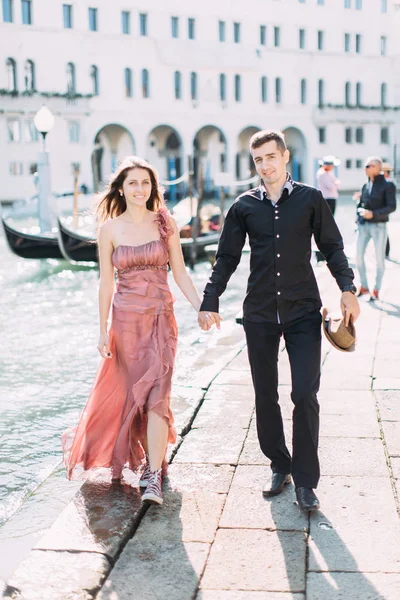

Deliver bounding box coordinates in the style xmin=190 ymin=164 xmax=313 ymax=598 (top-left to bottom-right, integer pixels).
xmin=96 ymin=480 xmax=202 ymax=600
xmin=270 ymin=500 xmax=381 ymax=599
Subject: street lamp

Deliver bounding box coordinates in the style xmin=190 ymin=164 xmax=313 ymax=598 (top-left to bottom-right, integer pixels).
xmin=34 ymin=105 xmax=55 ymax=233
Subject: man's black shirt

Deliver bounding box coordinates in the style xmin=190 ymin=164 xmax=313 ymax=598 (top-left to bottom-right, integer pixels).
xmin=200 ymin=179 xmax=355 ymax=324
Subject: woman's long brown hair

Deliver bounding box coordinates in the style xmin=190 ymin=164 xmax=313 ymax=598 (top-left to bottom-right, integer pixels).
xmin=96 ymin=156 xmax=165 ymax=224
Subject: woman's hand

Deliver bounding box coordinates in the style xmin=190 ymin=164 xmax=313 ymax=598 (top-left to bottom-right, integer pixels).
xmin=198 ymin=311 xmax=222 ymax=331
xmin=97 ymin=332 xmax=112 ymax=359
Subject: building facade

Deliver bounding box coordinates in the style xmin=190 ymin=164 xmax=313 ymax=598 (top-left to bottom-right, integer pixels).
xmin=1 ymin=0 xmax=399 ymax=202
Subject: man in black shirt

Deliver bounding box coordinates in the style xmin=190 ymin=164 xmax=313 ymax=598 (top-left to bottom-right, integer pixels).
xmin=198 ymin=130 xmax=360 ymax=512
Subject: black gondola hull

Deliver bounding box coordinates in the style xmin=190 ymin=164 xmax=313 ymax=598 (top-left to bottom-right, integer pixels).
xmin=2 ymin=219 xmax=63 ymax=259
xmin=57 ymin=219 xmax=219 ymax=263
xmin=57 ymin=219 xmax=98 ymax=262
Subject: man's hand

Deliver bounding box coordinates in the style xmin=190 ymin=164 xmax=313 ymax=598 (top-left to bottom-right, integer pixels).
xmin=340 ymin=292 xmax=361 ymax=327
xmin=198 ymin=311 xmax=222 ymax=331
xmin=358 ymin=208 xmax=373 ymax=220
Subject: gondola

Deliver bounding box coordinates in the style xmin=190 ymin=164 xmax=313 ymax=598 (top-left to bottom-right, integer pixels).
xmin=180 ymin=232 xmax=221 ymax=261
xmin=57 ymin=218 xmax=98 ymax=262
xmin=58 ymin=218 xmax=220 ymax=264
xmin=2 ymin=218 xmax=63 ymax=260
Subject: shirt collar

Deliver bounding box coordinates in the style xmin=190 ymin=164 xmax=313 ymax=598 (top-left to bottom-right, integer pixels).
xmin=258 ymin=172 xmax=294 ymax=201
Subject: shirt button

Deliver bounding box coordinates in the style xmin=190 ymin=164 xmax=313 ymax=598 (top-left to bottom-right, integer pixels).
xmin=277 ymin=291 xmax=281 ymax=295
xmin=277 ymin=272 xmax=281 ymax=276
xmin=277 ymin=254 xmax=280 ymax=257
xmin=276 ymin=234 xmax=280 ymax=238
xmin=275 ymin=210 xmax=278 ymax=214
xmin=275 ymin=216 xmax=279 ymax=220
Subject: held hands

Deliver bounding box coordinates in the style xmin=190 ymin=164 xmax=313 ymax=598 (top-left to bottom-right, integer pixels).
xmin=198 ymin=311 xmax=222 ymax=331
xmin=97 ymin=332 xmax=112 ymax=359
xmin=340 ymin=292 xmax=361 ymax=328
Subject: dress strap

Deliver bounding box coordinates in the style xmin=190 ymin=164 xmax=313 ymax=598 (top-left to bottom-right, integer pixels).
xmin=155 ymin=207 xmax=174 ymax=242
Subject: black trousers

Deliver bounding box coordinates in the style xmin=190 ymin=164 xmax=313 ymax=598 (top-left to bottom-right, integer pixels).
xmin=244 ymin=311 xmax=322 ymax=488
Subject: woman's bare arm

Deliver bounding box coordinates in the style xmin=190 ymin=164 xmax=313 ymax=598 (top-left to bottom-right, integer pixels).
xmin=97 ymin=223 xmax=115 ymax=357
xmin=167 ymin=217 xmax=202 ymax=312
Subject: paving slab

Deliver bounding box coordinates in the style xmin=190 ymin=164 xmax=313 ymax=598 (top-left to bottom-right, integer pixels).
xmin=322 ymin=355 xmax=374 ymax=377
xmin=0 ymin=465 xmax=82 ymax=583
xmin=219 ymin=465 xmax=307 ymax=531
xmin=373 ymin=376 xmax=400 ymax=390
xmin=238 ymin=419 xmax=292 ymax=466
xmin=172 ymin=323 xmax=246 ymax=388
xmin=318 ymin=390 xmax=376 ymax=416
xmin=320 ymin=372 xmax=372 ymax=391
xmin=373 ymin=359 xmax=400 ymax=379
xmin=4 ymin=550 xmax=109 ymax=600
xmin=212 ymin=368 xmax=254 ymax=386
xmin=171 ymin=385 xmax=205 ymax=436
xmin=381 ymin=421 xmax=400 ymax=456
xmin=307 ymin=572 xmax=400 ymax=600
xmin=391 ymin=457 xmax=400 ymax=479
xmin=200 ymin=529 xmax=306 ymax=592
xmin=375 ymin=342 xmax=400 ymax=360
xmin=35 ymin=481 xmax=143 ymax=557
xmin=318 ymin=437 xmax=388 ymax=476
xmin=193 ymin=384 xmax=254 ymax=429
xmin=174 ymin=426 xmax=248 ymax=465
xmin=308 ymin=476 xmax=400 ymax=573
xmin=225 ymin=351 xmax=251 ymax=372
xmin=138 ymin=464 xmax=233 ymax=544
xmin=375 ymin=390 xmax=400 ymax=421
xmin=97 ymin=537 xmax=209 ymax=600
xmin=197 ymin=592 xmax=305 ymax=600
xmin=319 ymin=412 xmax=380 ymax=438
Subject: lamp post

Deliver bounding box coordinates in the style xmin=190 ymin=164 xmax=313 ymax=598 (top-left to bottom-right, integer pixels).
xmin=34 ymin=105 xmax=55 ymax=233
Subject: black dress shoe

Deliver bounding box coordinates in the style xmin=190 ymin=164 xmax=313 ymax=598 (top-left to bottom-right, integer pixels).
xmin=263 ymin=473 xmax=291 ymax=497
xmin=295 ymin=487 xmax=320 ymax=512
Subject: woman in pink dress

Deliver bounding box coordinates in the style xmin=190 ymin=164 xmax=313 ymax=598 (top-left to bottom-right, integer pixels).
xmin=62 ymin=156 xmax=204 ymax=505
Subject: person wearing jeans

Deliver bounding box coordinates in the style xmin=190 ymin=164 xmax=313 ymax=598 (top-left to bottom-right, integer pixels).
xmin=356 ymin=157 xmax=396 ymax=300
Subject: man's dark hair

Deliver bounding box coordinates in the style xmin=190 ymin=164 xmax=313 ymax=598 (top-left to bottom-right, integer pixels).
xmin=250 ymin=130 xmax=287 ymax=154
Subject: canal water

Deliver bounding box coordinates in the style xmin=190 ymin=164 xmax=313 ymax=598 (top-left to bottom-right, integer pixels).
xmin=0 ymin=195 xmax=359 ymax=580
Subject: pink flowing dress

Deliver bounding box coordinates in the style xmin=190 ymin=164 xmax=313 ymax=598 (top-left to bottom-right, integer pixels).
xmin=62 ymin=207 xmax=177 ymax=480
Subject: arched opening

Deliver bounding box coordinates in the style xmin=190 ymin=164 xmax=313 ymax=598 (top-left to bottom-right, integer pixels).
xmin=142 ymin=69 xmax=150 ymax=98
xmin=282 ymin=126 xmax=307 ymax=183
xmin=356 ymin=82 xmax=362 ymax=106
xmin=237 ymin=126 xmax=261 ymax=183
xmin=124 ymin=68 xmax=133 ymax=97
xmin=345 ymin=81 xmax=352 ymax=107
xmin=90 ymin=65 xmax=99 ymax=96
xmin=318 ymin=79 xmax=325 ymax=107
xmin=192 ymin=125 xmax=228 ymax=199
xmin=66 ymin=62 xmax=76 ymax=94
xmin=92 ymin=124 xmax=135 ymax=192
xmin=381 ymin=82 xmax=387 ymax=108
xmin=300 ymin=79 xmax=307 ymax=105
xmin=6 ymin=58 xmax=17 ymax=92
xmin=146 ymin=125 xmax=184 ymax=201
xmin=24 ymin=59 xmax=35 ymax=91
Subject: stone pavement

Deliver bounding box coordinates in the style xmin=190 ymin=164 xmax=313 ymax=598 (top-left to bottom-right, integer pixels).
xmin=3 ymin=223 xmax=400 ymax=599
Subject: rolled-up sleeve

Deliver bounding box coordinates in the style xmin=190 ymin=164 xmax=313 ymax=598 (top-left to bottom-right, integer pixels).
xmin=200 ymin=201 xmax=246 ymax=313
